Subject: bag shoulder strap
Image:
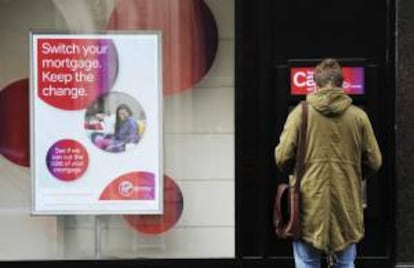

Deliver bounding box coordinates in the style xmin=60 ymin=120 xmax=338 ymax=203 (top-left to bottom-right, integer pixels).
xmin=294 ymin=101 xmax=308 ymax=192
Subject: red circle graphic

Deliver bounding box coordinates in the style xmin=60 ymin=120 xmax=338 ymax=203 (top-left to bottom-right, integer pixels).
xmin=124 ymin=175 xmax=184 ymax=234
xmin=107 ymin=0 xmax=218 ymax=95
xmin=0 ymin=79 xmax=30 ymax=167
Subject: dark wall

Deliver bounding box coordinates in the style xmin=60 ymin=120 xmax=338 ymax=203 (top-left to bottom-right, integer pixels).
xmin=236 ymin=0 xmax=396 ymax=267
xmin=396 ymin=0 xmax=414 ymax=263
xmin=270 ymin=0 xmax=388 ymax=63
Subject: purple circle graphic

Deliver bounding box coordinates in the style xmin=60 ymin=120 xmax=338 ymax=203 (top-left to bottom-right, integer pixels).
xmin=46 ymin=139 xmax=89 ymax=181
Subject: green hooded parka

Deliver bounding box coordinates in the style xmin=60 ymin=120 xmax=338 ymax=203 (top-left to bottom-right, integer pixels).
xmin=275 ymin=87 xmax=382 ymax=252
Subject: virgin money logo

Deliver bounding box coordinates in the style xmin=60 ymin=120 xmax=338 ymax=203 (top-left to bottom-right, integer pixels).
xmin=118 ymin=180 xmax=135 ymax=197
xmin=100 ymin=171 xmax=156 ymax=200
xmin=117 ymin=180 xmax=154 ymax=198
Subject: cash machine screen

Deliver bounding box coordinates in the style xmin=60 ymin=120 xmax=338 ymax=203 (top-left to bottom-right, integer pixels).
xmin=290 ymin=66 xmax=365 ymax=95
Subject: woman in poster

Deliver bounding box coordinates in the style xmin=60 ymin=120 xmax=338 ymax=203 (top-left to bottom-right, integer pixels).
xmin=93 ymin=103 xmax=140 ymax=152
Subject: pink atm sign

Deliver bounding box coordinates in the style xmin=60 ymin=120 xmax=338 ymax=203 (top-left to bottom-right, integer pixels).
xmin=290 ymin=66 xmax=365 ymax=95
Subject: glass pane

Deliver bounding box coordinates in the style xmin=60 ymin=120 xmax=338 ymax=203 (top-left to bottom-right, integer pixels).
xmin=0 ymin=0 xmax=234 ymax=260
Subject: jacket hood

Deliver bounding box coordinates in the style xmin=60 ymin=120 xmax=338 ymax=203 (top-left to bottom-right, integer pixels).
xmin=306 ymin=87 xmax=352 ymax=116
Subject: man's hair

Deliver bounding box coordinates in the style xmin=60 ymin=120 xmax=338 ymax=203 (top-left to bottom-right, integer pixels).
xmin=313 ymin=58 xmax=344 ymax=87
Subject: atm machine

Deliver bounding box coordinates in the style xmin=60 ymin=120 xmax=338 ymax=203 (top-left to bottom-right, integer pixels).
xmin=270 ymin=58 xmax=391 ymax=264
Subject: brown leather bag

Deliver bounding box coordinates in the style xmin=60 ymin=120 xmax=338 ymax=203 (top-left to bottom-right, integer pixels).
xmin=273 ymin=101 xmax=308 ymax=240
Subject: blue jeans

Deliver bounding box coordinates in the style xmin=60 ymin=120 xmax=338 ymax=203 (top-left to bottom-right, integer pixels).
xmin=293 ymin=240 xmax=356 ymax=268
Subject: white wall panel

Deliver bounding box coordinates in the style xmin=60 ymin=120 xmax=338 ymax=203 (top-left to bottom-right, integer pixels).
xmin=165 ymin=134 xmax=234 ymax=180
xmin=0 ymin=213 xmax=59 ymax=259
xmin=0 ymin=157 xmax=31 ymax=207
xmin=102 ymin=226 xmax=234 ymax=258
xmin=178 ymin=180 xmax=234 ymax=226
xmin=60 ymin=228 xmax=95 ymax=259
xmin=0 ymin=0 xmax=67 ymax=88
xmin=197 ymin=40 xmax=235 ymax=88
xmin=204 ymin=0 xmax=235 ymax=39
xmin=164 ymin=87 xmax=234 ymax=134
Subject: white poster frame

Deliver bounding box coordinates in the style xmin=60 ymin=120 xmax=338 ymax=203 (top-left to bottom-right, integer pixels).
xmin=30 ymin=31 xmax=163 ymax=215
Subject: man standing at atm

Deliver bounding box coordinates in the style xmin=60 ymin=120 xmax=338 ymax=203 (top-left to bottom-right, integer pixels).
xmin=275 ymin=58 xmax=382 ymax=267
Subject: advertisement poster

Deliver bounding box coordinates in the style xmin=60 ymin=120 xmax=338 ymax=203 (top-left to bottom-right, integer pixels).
xmin=30 ymin=32 xmax=163 ymax=215
xmin=290 ymin=66 xmax=365 ymax=95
